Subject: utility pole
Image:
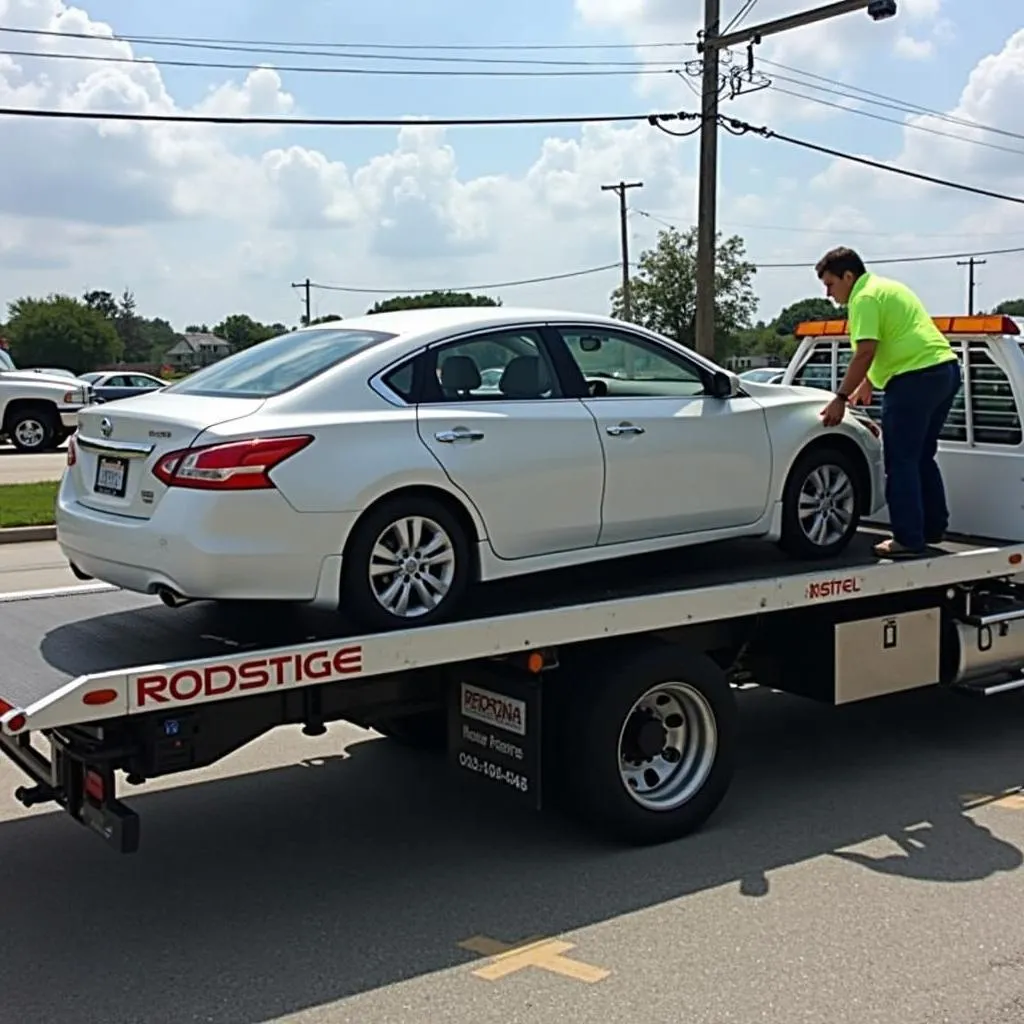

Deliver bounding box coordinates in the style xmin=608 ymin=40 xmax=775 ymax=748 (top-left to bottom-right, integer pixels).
xmin=694 ymin=0 xmax=721 ymax=358
xmin=602 ymin=180 xmax=643 ymax=320
xmin=291 ymin=277 xmax=311 ymax=325
xmin=957 ymin=256 xmax=986 ymax=315
xmin=694 ymin=0 xmax=898 ymax=359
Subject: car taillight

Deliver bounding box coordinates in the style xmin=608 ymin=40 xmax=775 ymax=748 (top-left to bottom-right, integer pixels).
xmin=152 ymin=435 xmax=313 ymax=491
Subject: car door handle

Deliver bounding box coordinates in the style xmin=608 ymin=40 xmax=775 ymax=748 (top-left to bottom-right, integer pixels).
xmin=435 ymin=428 xmax=485 ymax=443
xmin=606 ymin=423 xmax=645 ymax=436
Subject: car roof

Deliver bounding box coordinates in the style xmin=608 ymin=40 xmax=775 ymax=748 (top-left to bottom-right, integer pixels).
xmin=289 ymin=306 xmax=634 ymax=338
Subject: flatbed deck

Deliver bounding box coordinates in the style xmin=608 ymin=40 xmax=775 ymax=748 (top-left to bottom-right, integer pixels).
xmin=5 ymin=526 xmax=1024 ymax=854
xmin=0 ymin=527 xmax=1019 ymax=724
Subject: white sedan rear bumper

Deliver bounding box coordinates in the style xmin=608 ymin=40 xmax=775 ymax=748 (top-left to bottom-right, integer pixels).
xmin=55 ymin=479 xmax=357 ymax=605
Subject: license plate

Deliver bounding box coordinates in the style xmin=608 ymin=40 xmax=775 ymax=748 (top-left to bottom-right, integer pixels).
xmin=94 ymin=456 xmax=128 ymax=497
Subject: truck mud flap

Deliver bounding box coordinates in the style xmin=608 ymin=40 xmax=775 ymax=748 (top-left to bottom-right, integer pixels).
xmin=446 ymin=664 xmax=543 ymax=812
xmin=0 ymin=730 xmax=140 ymax=854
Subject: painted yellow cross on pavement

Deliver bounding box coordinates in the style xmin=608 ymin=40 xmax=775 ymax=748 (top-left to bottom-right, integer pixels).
xmin=458 ymin=934 xmax=611 ymax=983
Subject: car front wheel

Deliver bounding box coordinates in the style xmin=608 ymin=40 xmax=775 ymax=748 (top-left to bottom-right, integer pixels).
xmin=778 ymin=445 xmax=863 ymax=559
xmin=340 ymin=494 xmax=473 ymax=631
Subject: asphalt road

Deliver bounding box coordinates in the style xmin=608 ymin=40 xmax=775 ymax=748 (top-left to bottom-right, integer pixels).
xmin=0 ymin=444 xmax=66 ymax=484
xmin=3 ymin=562 xmax=1024 ymax=1022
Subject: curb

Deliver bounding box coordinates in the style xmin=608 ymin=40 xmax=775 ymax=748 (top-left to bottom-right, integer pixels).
xmin=0 ymin=525 xmax=57 ymax=544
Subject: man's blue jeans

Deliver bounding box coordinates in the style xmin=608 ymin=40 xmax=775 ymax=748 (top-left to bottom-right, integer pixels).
xmin=880 ymin=359 xmax=962 ymax=550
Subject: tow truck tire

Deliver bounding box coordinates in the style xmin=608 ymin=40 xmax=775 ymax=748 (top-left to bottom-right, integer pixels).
xmin=340 ymin=493 xmax=473 ymax=632
xmin=563 ymin=641 xmax=737 ymax=845
xmin=778 ymin=444 xmax=863 ymax=559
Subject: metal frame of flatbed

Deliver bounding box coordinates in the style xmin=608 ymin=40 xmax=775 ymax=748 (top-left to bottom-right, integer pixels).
xmin=3 ymin=529 xmax=1024 ymax=738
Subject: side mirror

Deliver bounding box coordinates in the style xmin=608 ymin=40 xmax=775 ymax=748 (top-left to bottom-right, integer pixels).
xmin=709 ymin=370 xmax=739 ymax=399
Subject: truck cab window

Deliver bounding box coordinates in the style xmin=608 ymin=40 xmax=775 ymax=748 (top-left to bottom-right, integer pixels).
xmin=969 ymin=344 xmax=1022 ymax=446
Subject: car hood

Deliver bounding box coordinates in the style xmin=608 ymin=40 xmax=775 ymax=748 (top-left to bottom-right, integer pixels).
xmin=0 ymin=369 xmax=87 ymax=390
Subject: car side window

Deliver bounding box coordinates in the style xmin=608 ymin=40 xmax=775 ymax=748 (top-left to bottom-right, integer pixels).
xmin=555 ymin=327 xmax=707 ymax=398
xmin=424 ymin=329 xmax=562 ymax=402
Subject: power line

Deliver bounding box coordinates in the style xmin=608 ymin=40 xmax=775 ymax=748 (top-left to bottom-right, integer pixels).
xmin=0 ymin=26 xmax=688 ymax=67
xmin=307 ymin=262 xmax=622 ymax=295
xmin=1 ymin=96 xmax=1020 ymax=211
xmin=753 ymin=56 xmax=1024 ymax=144
xmin=695 ymin=113 xmax=1024 ymax=207
xmin=0 ymin=105 xmax=656 ymax=127
xmin=763 ymin=82 xmax=1024 ymax=157
xmin=0 ymin=25 xmax=694 ymax=53
xmin=723 ymin=0 xmax=760 ymax=34
xmin=0 ymin=46 xmax=681 ymax=79
xmin=632 ymin=212 xmax=1024 ymax=267
xmin=756 ymin=245 xmax=1024 ymax=269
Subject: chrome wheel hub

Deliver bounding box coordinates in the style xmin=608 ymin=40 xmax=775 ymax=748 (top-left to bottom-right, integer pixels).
xmin=14 ymin=419 xmax=45 ymax=447
xmin=618 ymin=681 xmax=718 ymax=811
xmin=368 ymin=515 xmax=456 ymax=618
xmin=798 ymin=463 xmax=855 ymax=547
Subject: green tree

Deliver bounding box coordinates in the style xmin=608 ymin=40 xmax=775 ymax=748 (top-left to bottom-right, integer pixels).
xmin=992 ymin=299 xmax=1024 ymax=316
xmin=5 ymin=294 xmax=121 ymax=373
xmin=610 ymin=226 xmax=757 ymax=358
xmin=772 ymin=297 xmax=845 ymax=336
xmin=212 ymin=314 xmax=281 ymax=351
xmin=83 ymin=289 xmax=118 ymax=320
xmin=308 ymin=314 xmax=344 ymax=325
xmin=367 ymin=290 xmax=501 ymax=314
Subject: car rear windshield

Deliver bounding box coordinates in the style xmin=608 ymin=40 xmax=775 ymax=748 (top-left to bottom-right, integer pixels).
xmin=164 ymin=327 xmax=396 ymax=398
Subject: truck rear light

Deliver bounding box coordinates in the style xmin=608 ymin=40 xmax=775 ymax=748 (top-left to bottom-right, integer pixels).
xmin=152 ymin=435 xmax=314 ymax=491
xmin=84 ymin=770 xmax=104 ymax=802
xmin=0 ymin=699 xmax=26 ymax=733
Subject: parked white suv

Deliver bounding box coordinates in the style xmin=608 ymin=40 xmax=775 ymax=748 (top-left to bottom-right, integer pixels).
xmin=0 ymin=348 xmax=90 ymax=452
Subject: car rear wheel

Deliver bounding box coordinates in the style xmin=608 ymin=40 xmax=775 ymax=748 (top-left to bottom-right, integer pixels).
xmin=778 ymin=445 xmax=863 ymax=559
xmin=340 ymin=494 xmax=473 ymax=631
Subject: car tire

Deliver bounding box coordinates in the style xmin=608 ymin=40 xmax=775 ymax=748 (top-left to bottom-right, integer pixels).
xmin=560 ymin=639 xmax=737 ymax=845
xmin=340 ymin=494 xmax=473 ymax=632
xmin=778 ymin=444 xmax=863 ymax=559
xmin=7 ymin=407 xmax=58 ymax=452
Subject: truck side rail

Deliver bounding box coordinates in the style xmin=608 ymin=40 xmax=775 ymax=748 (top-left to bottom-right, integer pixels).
xmin=4 ymin=539 xmax=1024 ymax=736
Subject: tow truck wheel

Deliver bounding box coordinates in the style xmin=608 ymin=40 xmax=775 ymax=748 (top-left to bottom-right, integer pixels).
xmin=778 ymin=444 xmax=863 ymax=559
xmin=564 ymin=641 xmax=737 ymax=845
xmin=340 ymin=494 xmax=472 ymax=632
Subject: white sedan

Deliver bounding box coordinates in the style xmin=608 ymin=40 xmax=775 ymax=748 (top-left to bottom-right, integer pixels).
xmin=55 ymin=307 xmax=885 ymax=630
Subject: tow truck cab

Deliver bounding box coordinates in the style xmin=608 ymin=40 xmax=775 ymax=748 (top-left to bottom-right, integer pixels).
xmin=782 ymin=314 xmax=1024 ymax=544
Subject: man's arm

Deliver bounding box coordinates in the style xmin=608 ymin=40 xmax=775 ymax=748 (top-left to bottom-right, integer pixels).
xmin=838 ymin=341 xmax=877 ymax=399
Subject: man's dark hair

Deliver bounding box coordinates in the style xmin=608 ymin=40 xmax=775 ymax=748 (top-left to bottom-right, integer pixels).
xmin=815 ymin=246 xmax=867 ymax=280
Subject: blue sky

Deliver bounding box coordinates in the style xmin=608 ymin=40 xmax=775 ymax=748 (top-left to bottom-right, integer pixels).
xmin=0 ymin=0 xmax=1022 ymax=330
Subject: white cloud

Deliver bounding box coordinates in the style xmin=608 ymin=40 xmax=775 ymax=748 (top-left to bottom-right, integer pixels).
xmin=0 ymin=0 xmax=1021 ymax=342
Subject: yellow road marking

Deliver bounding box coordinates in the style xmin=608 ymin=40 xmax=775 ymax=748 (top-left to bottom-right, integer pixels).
xmin=458 ymin=934 xmax=611 ymax=983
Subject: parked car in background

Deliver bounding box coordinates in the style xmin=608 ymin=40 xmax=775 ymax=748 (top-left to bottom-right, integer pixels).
xmin=79 ymin=371 xmax=168 ymax=404
xmin=56 ymin=307 xmax=885 ymax=630
xmin=738 ymin=367 xmax=785 ymax=384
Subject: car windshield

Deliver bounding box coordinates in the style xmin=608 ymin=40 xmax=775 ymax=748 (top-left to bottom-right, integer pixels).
xmin=164 ymin=327 xmax=396 ymax=399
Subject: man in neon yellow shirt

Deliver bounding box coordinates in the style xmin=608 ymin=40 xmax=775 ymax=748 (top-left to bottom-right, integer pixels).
xmin=815 ymin=247 xmax=961 ymax=559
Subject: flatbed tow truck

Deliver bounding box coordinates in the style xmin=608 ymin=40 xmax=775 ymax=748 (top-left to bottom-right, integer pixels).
xmin=5 ymin=522 xmax=1024 ymax=854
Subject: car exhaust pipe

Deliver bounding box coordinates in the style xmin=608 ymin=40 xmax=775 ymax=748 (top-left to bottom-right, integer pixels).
xmin=156 ymin=585 xmax=192 ymax=609
xmin=68 ymin=562 xmax=93 ymax=581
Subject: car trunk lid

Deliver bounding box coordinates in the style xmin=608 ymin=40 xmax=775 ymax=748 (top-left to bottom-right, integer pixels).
xmin=71 ymin=393 xmax=265 ymax=519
